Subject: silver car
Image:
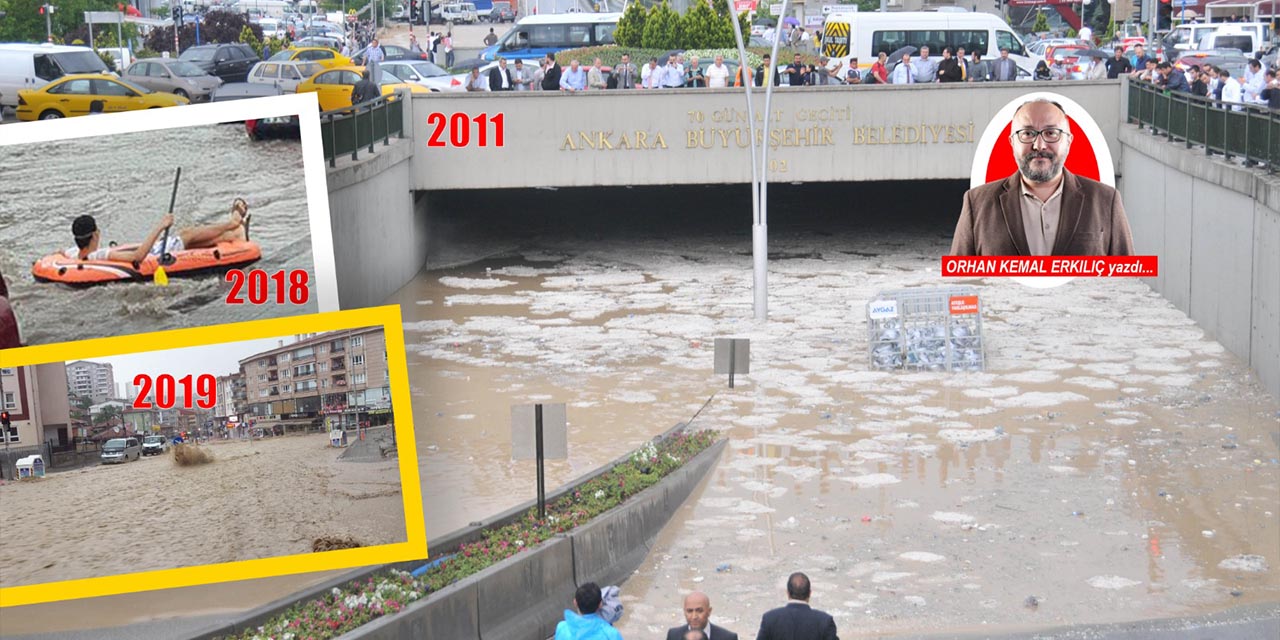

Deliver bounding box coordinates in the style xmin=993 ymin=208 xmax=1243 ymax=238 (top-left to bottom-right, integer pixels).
xmin=123 ymin=59 xmax=222 ymax=102
xmin=248 ymin=60 xmax=326 ymax=92
xmin=101 ymin=437 xmax=142 ymax=464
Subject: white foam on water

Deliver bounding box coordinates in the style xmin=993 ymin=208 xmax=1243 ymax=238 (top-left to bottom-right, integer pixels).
xmin=736 ymin=528 xmax=767 ymax=539
xmin=735 ymin=415 xmax=780 ymax=428
xmin=963 ymin=386 xmax=1020 ymax=399
xmin=1218 ymin=555 xmax=1269 ymax=573
xmin=899 ymin=552 xmax=946 ymax=563
xmin=613 ymin=391 xmax=657 ymax=404
xmin=932 ymin=511 xmax=976 ymax=524
xmin=455 ymin=414 xmax=476 ymax=420
xmin=542 ymin=273 xmax=647 ymax=289
xmin=1082 ymin=362 xmax=1131 ymax=376
xmin=1064 ymin=377 xmax=1119 ymax=390
xmin=1152 ymin=374 xmax=1198 ymax=387
xmin=438 ymin=276 xmax=518 ymax=290
xmin=938 ymin=429 xmax=1004 ymax=443
xmin=1135 ymin=347 xmax=1192 ymax=360
xmin=907 ymin=405 xmax=961 ymax=418
xmin=871 ymin=571 xmax=915 ymax=583
xmin=444 ymin=294 xmax=532 ymax=306
xmin=403 ymin=320 xmax=457 ymax=333
xmin=842 ymin=473 xmax=901 ymax=488
xmin=861 ymin=405 xmax=900 ymax=416
xmin=1048 ymin=465 xmax=1078 ymax=474
xmin=854 ymin=452 xmax=897 ymax=462
xmin=1106 ymin=418 xmax=1139 ymax=426
xmin=1135 ymin=361 xmax=1190 ymax=373
xmin=772 ymin=465 xmax=822 ymax=482
xmin=731 ymin=500 xmax=777 ymax=514
xmin=1002 ymin=371 xmax=1061 ymax=384
xmin=994 ymin=391 xmax=1088 ymax=408
xmin=964 ymin=406 xmax=1000 ymax=416
xmin=1087 ymin=575 xmax=1142 ymax=590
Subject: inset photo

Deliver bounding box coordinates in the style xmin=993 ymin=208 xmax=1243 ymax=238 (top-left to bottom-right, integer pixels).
xmin=0 ymin=94 xmax=338 ymax=349
xmin=0 ymin=306 xmax=423 ymax=606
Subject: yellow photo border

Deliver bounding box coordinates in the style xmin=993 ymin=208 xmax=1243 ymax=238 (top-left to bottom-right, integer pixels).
xmin=0 ymin=305 xmax=426 ymax=607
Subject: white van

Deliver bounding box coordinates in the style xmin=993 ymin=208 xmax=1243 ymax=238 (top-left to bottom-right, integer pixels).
xmin=1198 ymin=28 xmax=1264 ymax=57
xmin=441 ymin=3 xmax=478 ymax=24
xmin=1166 ymin=22 xmax=1271 ymax=55
xmin=0 ymin=43 xmax=113 ymax=109
xmin=821 ymin=11 xmax=1033 ymax=75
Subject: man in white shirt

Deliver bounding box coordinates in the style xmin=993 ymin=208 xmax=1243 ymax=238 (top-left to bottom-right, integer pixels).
xmin=1220 ymin=69 xmax=1245 ymax=111
xmin=891 ymin=53 xmax=913 ymax=84
xmin=663 ymin=53 xmax=685 ymax=88
xmin=706 ymin=54 xmax=730 ymax=88
xmin=1242 ymin=59 xmax=1266 ymax=104
xmin=66 ymin=200 xmax=249 ymax=265
xmin=641 ymin=58 xmax=661 ymax=88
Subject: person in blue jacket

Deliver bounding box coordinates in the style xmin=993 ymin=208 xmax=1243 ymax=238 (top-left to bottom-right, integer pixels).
xmin=555 ymin=582 xmax=622 ymax=640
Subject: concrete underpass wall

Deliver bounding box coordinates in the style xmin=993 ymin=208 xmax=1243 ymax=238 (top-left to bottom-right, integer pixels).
xmin=409 ymin=82 xmax=1123 ymax=190
xmin=1119 ymin=126 xmax=1280 ymax=399
xmin=326 ymin=137 xmax=429 ymax=310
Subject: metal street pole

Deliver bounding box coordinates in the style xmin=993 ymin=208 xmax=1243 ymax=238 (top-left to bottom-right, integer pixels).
xmin=44 ymin=4 xmax=53 ymax=42
xmin=756 ymin=0 xmax=793 ymax=323
xmin=726 ymin=4 xmax=764 ymax=322
xmin=1 ymin=371 xmax=9 ymax=481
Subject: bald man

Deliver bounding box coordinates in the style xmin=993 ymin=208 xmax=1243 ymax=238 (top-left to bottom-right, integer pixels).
xmin=665 ymin=592 xmax=738 ymax=640
xmin=951 ymin=98 xmax=1133 ymax=256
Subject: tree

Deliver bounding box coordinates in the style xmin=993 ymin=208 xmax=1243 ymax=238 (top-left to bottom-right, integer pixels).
xmin=93 ymin=405 xmax=121 ymax=429
xmin=1031 ymin=8 xmax=1051 ymax=34
xmin=1090 ymin=0 xmax=1112 ymax=38
xmin=144 ymin=12 xmax=260 ymax=53
xmin=614 ymin=0 xmax=647 ymax=48
xmin=682 ymin=0 xmax=718 ymax=49
xmin=641 ymin=2 xmax=679 ymax=50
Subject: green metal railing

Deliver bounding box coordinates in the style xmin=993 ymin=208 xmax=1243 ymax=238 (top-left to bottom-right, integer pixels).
xmin=320 ymin=89 xmax=406 ymax=167
xmin=1128 ymin=80 xmax=1280 ymax=173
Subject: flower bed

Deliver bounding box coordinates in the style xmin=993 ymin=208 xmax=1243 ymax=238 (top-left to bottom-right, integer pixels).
xmin=227 ymin=429 xmax=718 ymax=640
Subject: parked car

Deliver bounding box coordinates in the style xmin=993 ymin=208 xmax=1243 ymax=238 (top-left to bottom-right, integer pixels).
xmin=294 ymin=36 xmax=345 ymax=51
xmin=0 ymin=43 xmax=114 ymax=110
xmin=101 ymin=437 xmax=142 ymax=464
xmin=352 ymin=43 xmax=430 ymax=64
xmin=210 ymin=81 xmax=287 ymax=101
xmin=380 ymin=60 xmax=455 ymax=91
xmin=245 ymin=114 xmax=300 ymax=140
xmin=123 ymin=58 xmax=222 ymax=102
xmin=16 ymin=74 xmax=188 ymax=120
xmin=485 ymin=6 xmax=516 ymax=23
xmin=266 ymin=47 xmax=352 ymax=69
xmin=179 ymin=43 xmax=261 ymax=84
xmin=295 ymin=65 xmax=429 ymax=111
xmin=248 ymin=60 xmax=326 ymax=91
xmin=142 ymin=435 xmax=169 ymax=456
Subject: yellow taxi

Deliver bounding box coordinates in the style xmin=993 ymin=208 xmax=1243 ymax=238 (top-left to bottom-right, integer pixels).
xmin=16 ymin=74 xmax=189 ymax=121
xmin=266 ymin=47 xmax=353 ymax=70
xmin=295 ymin=66 xmax=430 ymax=112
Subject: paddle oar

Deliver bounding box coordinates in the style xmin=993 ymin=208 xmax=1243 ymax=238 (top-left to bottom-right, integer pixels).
xmin=154 ymin=167 xmax=181 ymax=286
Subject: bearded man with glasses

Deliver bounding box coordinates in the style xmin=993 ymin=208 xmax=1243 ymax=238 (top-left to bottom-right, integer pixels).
xmin=950 ymin=99 xmax=1134 ymax=256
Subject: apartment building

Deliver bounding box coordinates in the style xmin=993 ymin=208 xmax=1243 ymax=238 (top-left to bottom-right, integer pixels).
xmin=214 ymin=373 xmax=247 ymax=427
xmin=239 ymin=327 xmax=390 ymax=432
xmin=65 ymin=360 xmax=115 ymax=404
xmin=0 ymin=364 xmax=71 ymax=477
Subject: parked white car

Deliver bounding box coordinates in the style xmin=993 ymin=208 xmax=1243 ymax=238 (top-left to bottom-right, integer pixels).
xmin=381 ymin=60 xmax=455 ymax=92
xmin=247 ymin=60 xmax=325 ymax=91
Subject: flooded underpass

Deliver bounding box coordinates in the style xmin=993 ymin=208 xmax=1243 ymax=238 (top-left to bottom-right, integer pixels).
xmin=402 ymin=181 xmax=1279 ymax=636
xmin=2 ymin=181 xmax=1276 ymax=638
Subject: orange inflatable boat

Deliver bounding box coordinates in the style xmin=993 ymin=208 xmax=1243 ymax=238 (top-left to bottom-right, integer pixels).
xmin=32 ymin=240 xmax=262 ymax=285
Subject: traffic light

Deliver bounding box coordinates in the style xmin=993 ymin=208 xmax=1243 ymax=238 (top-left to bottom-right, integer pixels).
xmin=172 ymin=5 xmax=182 ymax=22
xmin=1 ymin=410 xmax=10 ymax=429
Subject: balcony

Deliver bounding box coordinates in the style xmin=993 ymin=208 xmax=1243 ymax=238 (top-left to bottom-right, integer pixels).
xmin=331 ymin=343 xmax=345 ymax=353
xmin=331 ymin=359 xmax=345 ymax=370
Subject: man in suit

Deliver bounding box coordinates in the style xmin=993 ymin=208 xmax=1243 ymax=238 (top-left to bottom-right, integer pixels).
xmin=991 ymin=46 xmax=1018 ymax=81
xmin=756 ymin=572 xmax=838 ymax=640
xmin=541 ymin=54 xmax=562 ymax=91
xmin=665 ymin=591 xmax=738 ymax=640
xmin=488 ymin=58 xmax=515 ymax=91
xmin=950 ymin=99 xmax=1134 ymax=256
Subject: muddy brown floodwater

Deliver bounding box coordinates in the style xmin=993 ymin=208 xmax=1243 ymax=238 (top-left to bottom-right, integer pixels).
xmin=2 ymin=228 xmax=1275 ymax=637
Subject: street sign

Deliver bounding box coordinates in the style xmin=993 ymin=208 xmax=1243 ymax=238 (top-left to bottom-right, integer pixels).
xmin=770 ymin=3 xmax=783 ymax=15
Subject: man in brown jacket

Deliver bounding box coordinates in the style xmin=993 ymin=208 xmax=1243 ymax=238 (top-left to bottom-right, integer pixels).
xmin=951 ymin=99 xmax=1134 ymax=256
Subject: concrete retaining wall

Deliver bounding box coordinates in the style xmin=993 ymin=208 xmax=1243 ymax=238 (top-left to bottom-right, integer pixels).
xmin=1119 ymin=125 xmax=1280 ymax=399
xmin=325 ymin=132 xmax=430 ymax=310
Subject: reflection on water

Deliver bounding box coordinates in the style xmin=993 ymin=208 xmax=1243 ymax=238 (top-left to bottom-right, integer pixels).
xmin=0 ymin=124 xmax=317 ymax=346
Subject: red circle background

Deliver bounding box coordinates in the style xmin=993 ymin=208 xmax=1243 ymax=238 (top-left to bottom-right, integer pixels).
xmin=983 ymin=116 xmax=1101 ymax=184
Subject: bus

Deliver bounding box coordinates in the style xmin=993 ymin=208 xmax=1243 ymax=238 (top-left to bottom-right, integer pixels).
xmin=479 ymin=12 xmax=621 ymax=62
xmin=821 ymin=10 xmax=1033 ymax=76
